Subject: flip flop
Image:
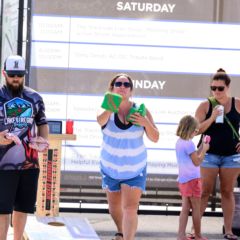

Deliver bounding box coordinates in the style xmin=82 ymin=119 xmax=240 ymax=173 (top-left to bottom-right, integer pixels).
xmin=186 ymin=233 xmax=195 ymax=239
xmin=112 ymin=232 xmax=123 ymax=240
xmin=224 ymin=234 xmax=238 ymax=240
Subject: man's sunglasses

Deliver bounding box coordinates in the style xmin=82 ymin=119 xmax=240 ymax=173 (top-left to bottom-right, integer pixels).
xmin=210 ymin=86 xmax=225 ymax=91
xmin=114 ymin=81 xmax=131 ymax=88
xmin=7 ymin=73 xmax=25 ymax=78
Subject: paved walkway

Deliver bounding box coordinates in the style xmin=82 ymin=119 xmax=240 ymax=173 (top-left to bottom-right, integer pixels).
xmin=7 ymin=212 xmax=235 ymax=240
xmin=79 ymin=213 xmax=224 ymax=240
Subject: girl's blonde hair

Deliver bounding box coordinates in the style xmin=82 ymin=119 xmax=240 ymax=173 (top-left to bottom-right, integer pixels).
xmin=176 ymin=115 xmax=199 ymax=140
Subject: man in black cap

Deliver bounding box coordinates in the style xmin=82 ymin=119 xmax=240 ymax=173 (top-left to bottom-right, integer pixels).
xmin=0 ymin=55 xmax=49 ymax=240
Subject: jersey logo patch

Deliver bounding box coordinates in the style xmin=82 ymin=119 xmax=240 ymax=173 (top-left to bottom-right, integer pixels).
xmin=4 ymin=97 xmax=33 ymax=129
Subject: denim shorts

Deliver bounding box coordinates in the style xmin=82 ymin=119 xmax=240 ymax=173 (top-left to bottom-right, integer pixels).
xmin=101 ymin=168 xmax=147 ymax=192
xmin=201 ymin=153 xmax=240 ymax=168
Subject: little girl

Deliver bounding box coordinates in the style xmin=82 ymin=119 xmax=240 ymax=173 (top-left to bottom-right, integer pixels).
xmin=175 ymin=115 xmax=210 ymax=240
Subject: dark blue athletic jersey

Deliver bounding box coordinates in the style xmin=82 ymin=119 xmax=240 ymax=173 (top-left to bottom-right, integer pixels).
xmin=0 ymin=85 xmax=48 ymax=170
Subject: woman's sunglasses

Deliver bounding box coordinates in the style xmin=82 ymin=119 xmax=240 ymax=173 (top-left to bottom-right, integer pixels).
xmin=210 ymin=86 xmax=225 ymax=91
xmin=114 ymin=81 xmax=131 ymax=88
xmin=7 ymin=73 xmax=25 ymax=78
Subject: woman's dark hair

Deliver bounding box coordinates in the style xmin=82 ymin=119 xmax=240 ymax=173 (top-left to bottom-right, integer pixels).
xmin=212 ymin=68 xmax=231 ymax=86
xmin=108 ymin=73 xmax=133 ymax=91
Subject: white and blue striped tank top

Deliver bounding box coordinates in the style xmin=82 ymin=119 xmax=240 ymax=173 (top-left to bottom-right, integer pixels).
xmin=100 ymin=113 xmax=147 ymax=180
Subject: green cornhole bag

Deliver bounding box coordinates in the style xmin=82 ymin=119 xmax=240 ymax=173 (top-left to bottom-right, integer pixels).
xmin=126 ymin=103 xmax=146 ymax=126
xmin=101 ymin=92 xmax=122 ymax=113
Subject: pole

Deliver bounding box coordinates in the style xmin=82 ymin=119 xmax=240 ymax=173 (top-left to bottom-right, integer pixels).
xmin=17 ymin=0 xmax=24 ymax=55
xmin=25 ymin=0 xmax=32 ymax=87
xmin=0 ymin=0 xmax=4 ymax=71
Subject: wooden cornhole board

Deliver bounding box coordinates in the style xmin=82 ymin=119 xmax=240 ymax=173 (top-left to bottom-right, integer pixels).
xmin=36 ymin=134 xmax=76 ymax=217
xmin=23 ymin=216 xmax=100 ymax=240
xmin=22 ymin=134 xmax=101 ymax=240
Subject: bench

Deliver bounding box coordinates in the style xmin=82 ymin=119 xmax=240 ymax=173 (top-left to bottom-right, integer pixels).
xmin=59 ymin=184 xmax=221 ymax=215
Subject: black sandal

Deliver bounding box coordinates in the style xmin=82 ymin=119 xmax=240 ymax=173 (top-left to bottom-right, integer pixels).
xmin=112 ymin=232 xmax=124 ymax=240
xmin=224 ymin=234 xmax=238 ymax=240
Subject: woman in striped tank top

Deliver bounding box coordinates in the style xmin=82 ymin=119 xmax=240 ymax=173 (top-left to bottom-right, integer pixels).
xmin=97 ymin=73 xmax=159 ymax=240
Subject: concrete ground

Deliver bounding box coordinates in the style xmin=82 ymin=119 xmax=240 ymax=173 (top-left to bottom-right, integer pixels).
xmin=6 ymin=212 xmax=233 ymax=240
xmin=79 ymin=213 xmax=224 ymax=240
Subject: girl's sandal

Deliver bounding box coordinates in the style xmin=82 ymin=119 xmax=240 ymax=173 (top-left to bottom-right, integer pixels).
xmin=186 ymin=233 xmax=195 ymax=239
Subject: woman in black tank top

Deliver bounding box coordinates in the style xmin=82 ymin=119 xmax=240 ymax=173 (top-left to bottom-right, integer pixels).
xmin=194 ymin=69 xmax=240 ymax=240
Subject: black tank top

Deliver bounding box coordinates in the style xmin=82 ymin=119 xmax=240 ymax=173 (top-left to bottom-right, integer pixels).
xmin=203 ymin=97 xmax=240 ymax=156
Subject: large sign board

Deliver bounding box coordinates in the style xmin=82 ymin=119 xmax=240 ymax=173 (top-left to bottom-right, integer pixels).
xmin=29 ymin=0 xmax=240 ymax=187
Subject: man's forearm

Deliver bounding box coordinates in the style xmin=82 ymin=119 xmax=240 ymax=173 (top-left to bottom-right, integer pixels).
xmin=37 ymin=124 xmax=49 ymax=139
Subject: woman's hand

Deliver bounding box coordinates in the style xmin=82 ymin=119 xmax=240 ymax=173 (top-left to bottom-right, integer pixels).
xmin=195 ymin=101 xmax=217 ymax=133
xmin=211 ymin=105 xmax=223 ymax=121
xmin=128 ymin=112 xmax=148 ymax=127
xmin=129 ymin=110 xmax=159 ymax=142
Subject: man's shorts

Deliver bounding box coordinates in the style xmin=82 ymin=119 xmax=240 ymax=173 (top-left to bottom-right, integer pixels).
xmin=0 ymin=169 xmax=39 ymax=214
xmin=101 ymin=168 xmax=147 ymax=192
xmin=201 ymin=153 xmax=240 ymax=168
xmin=178 ymin=178 xmax=202 ymax=198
